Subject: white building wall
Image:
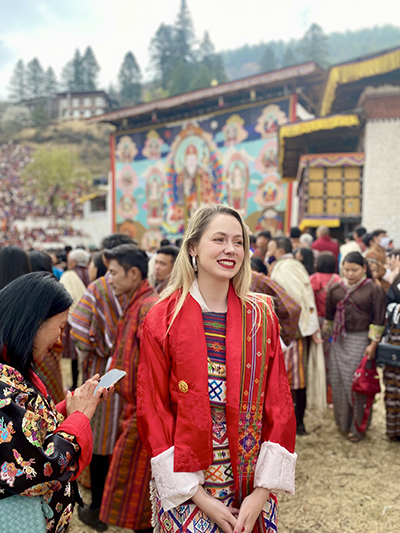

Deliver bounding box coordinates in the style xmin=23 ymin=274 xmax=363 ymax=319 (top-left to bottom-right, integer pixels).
xmin=363 ymin=119 xmax=400 ymax=247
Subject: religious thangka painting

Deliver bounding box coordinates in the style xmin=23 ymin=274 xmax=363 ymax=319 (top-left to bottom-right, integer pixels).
xmin=112 ymin=97 xmax=292 ymax=248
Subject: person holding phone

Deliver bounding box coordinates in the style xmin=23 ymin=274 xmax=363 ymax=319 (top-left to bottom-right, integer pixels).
xmin=99 ymin=244 xmax=159 ymax=532
xmin=0 ymin=272 xmax=112 ymax=533
xmin=138 ymin=205 xmax=297 ymax=533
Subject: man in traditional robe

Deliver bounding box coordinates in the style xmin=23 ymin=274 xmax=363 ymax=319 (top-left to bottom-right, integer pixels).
xmin=268 ymin=237 xmax=321 ymax=435
xmin=154 ymin=245 xmax=179 ymax=294
xmin=71 ymin=233 xmax=134 ymax=532
xmin=100 ymin=244 xmax=159 ymax=532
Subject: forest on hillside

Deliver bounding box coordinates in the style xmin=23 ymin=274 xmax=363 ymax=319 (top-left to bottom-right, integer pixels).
xmin=5 ymin=0 xmax=400 ymax=116
xmin=222 ymin=24 xmax=400 ymax=80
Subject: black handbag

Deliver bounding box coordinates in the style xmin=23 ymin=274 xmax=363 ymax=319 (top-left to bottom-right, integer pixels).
xmin=376 ymin=343 xmax=400 ymax=368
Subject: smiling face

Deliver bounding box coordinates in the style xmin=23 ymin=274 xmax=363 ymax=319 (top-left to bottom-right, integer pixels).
xmin=191 ymin=214 xmax=245 ymax=284
xmin=32 ymin=310 xmax=69 ymax=364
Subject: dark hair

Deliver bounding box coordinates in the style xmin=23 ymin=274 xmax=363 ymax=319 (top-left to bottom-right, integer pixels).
xmin=372 ymin=229 xmax=386 ymax=239
xmin=0 ymin=272 xmax=73 ymax=378
xmin=104 ymin=244 xmax=148 ymax=278
xmin=257 ymin=230 xmax=271 ymax=240
xmin=249 ymin=235 xmax=257 ymax=247
xmin=346 ymin=232 xmax=354 ymax=242
xmin=91 ymin=252 xmax=108 ymax=279
xmin=160 ymin=238 xmax=170 ymax=247
xmin=175 ymin=238 xmax=183 ymax=248
xmin=298 ymin=247 xmax=315 ymax=275
xmin=388 ymin=248 xmax=400 ymax=258
xmin=354 ymin=226 xmax=366 ymax=238
xmin=343 ymin=251 xmax=372 ymax=278
xmin=0 ymin=246 xmax=32 ymax=290
xmin=157 ymin=246 xmax=179 ymax=262
xmin=290 ymin=227 xmax=301 ymax=239
xmin=363 ymin=233 xmax=373 ymax=248
xmin=65 ymin=245 xmax=72 ymax=253
xmin=28 ymin=251 xmax=53 ymax=273
xmin=101 ymin=233 xmax=135 ymax=250
xmin=274 ymin=236 xmax=292 ymax=254
xmin=316 ymin=251 xmax=336 ymax=274
xmin=251 ymin=257 xmax=268 ymax=275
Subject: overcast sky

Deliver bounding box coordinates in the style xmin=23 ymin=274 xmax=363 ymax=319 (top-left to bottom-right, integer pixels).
xmin=0 ymin=0 xmax=399 ymax=99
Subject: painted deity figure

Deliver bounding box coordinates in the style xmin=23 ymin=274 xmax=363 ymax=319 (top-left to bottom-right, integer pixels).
xmin=228 ymin=164 xmax=246 ymax=213
xmin=146 ymin=173 xmax=163 ymax=223
xmin=173 ymin=145 xmax=215 ymax=221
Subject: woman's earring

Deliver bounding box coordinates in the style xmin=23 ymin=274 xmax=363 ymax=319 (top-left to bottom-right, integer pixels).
xmin=192 ymin=255 xmax=198 ymax=273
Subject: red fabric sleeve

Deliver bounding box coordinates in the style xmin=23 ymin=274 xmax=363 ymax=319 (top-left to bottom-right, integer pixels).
xmin=137 ymin=306 xmax=176 ymax=458
xmin=56 ymin=399 xmax=67 ymax=417
xmin=261 ymin=311 xmax=297 ymax=453
xmin=54 ymin=411 xmax=93 ymax=478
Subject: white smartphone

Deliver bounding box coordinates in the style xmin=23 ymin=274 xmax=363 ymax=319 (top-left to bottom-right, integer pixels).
xmin=94 ymin=369 xmax=127 ymax=395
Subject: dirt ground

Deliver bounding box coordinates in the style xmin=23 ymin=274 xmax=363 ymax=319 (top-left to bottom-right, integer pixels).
xmin=63 ymin=362 xmax=400 ymax=533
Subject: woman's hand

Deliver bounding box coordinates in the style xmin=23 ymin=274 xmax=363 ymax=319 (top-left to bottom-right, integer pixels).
xmin=365 ymin=341 xmax=378 ymax=361
xmin=192 ymin=486 xmax=238 ymax=533
xmin=311 ymin=330 xmax=323 ymax=345
xmin=235 ymin=487 xmax=270 ymax=533
xmin=65 ymin=374 xmax=113 ymax=420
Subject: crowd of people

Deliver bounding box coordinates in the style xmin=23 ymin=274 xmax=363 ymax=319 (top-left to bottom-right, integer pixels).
xmin=0 ymin=206 xmax=399 ymax=533
xmin=0 ymin=142 xmax=86 ymax=247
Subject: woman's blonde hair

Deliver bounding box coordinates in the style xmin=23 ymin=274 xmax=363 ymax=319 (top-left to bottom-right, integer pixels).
xmin=161 ymin=204 xmax=254 ymax=329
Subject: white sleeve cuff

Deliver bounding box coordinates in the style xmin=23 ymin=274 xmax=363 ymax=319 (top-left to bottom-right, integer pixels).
xmin=151 ymin=446 xmax=204 ymax=511
xmin=254 ymin=441 xmax=297 ymax=494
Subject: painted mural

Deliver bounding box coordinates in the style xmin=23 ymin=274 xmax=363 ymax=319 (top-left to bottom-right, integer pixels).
xmin=113 ymin=97 xmax=292 ymax=249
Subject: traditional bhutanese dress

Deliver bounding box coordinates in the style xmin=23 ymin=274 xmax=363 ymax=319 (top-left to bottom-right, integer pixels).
xmin=152 ymin=311 xmax=278 ymax=532
xmin=70 ymin=274 xmax=124 ymax=456
xmin=326 ymin=277 xmax=386 ymax=438
xmin=36 ymin=342 xmax=65 ymax=404
xmin=138 ymin=282 xmax=297 ymax=533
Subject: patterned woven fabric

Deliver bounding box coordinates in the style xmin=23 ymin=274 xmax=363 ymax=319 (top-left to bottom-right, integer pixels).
xmin=0 ymin=495 xmax=47 ymax=532
xmin=154 ymin=311 xmax=278 ymax=533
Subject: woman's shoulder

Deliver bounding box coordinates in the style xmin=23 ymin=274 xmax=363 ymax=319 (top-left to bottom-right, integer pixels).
xmin=145 ymin=290 xmax=181 ymax=322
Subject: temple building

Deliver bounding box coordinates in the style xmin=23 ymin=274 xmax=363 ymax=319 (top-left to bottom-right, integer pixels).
xmin=92 ymin=46 xmax=400 ymax=247
xmin=279 ymin=46 xmax=400 ymax=243
xmin=91 ymin=63 xmax=325 ymax=247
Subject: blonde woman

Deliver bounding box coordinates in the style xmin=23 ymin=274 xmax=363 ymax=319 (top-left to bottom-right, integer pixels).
xmin=137 ymin=205 xmax=297 ymax=533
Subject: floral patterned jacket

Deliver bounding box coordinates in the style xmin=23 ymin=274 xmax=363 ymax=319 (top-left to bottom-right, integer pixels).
xmin=0 ymin=363 xmax=93 ymax=533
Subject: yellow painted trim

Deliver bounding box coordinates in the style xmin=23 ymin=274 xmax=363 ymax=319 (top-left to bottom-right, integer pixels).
xmin=111 ymin=95 xmax=292 ymax=136
xmin=320 ymin=48 xmax=400 ymax=116
xmin=279 ymin=114 xmax=360 ymax=176
xmin=299 ymin=218 xmax=341 ymax=231
xmin=78 ymin=191 xmax=105 ymax=203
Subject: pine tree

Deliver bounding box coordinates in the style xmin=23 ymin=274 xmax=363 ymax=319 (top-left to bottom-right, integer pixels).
xmin=259 ymin=45 xmax=279 ymax=72
xmin=199 ymin=31 xmax=215 ymax=67
xmin=118 ymin=52 xmax=142 ymax=102
xmin=8 ymin=60 xmax=26 ymax=102
xmin=26 ymin=58 xmax=45 ymax=98
xmin=298 ymin=23 xmax=330 ymax=68
xmin=43 ymin=67 xmax=58 ymax=97
xmin=82 ymin=46 xmax=100 ymax=90
xmin=174 ymin=0 xmax=196 ymax=64
xmin=61 ymin=60 xmax=74 ymax=91
xmin=282 ymin=45 xmax=298 ymax=67
xmin=170 ymin=59 xmax=194 ymax=95
xmin=72 ymin=49 xmax=84 ymax=91
xmin=149 ymin=23 xmax=176 ymax=90
xmin=194 ymin=31 xmax=228 ymax=88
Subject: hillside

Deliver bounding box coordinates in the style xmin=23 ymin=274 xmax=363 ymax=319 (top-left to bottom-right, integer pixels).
xmin=9 ymin=120 xmax=115 ymax=178
xmin=221 ymin=24 xmax=400 ymax=79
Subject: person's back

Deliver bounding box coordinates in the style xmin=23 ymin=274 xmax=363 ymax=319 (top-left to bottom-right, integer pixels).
xmin=312 ymin=225 xmax=339 ymax=262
